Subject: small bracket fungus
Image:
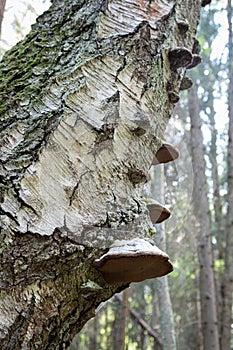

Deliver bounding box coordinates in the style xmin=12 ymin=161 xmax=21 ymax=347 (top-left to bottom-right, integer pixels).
xmin=180 ymin=76 xmax=193 ymax=91
xmin=146 ymin=199 xmax=171 ymax=224
xmin=192 ymin=38 xmax=201 ymax=54
xmin=168 ymin=91 xmax=180 ymax=104
xmin=151 ymin=143 xmax=180 ymax=165
xmin=128 ymin=168 xmax=150 ymax=184
xmin=187 ymin=54 xmax=202 ymax=69
xmin=201 ymin=0 xmax=211 ymax=6
xmin=168 ymin=47 xmax=193 ymax=70
xmin=176 ymin=19 xmax=189 ymax=33
xmin=93 ymin=238 xmax=173 ymax=284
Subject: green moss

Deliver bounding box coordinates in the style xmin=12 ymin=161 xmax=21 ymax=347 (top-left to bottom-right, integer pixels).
xmin=149 ymin=228 xmax=156 ymax=236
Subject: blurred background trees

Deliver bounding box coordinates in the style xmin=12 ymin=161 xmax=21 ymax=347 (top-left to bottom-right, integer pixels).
xmin=1 ymin=0 xmax=232 ymax=349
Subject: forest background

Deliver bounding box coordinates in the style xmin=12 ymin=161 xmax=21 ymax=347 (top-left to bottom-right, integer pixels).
xmin=0 ymin=1 xmax=232 ymax=349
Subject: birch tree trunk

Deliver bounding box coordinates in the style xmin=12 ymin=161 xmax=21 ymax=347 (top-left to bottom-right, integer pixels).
xmin=189 ymin=84 xmax=220 ymax=350
xmin=220 ymin=1 xmax=233 ymax=348
xmin=0 ymin=0 xmax=203 ymax=348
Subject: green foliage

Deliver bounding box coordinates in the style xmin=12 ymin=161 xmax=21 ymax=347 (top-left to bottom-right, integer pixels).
xmin=214 ymin=259 xmax=224 ymax=273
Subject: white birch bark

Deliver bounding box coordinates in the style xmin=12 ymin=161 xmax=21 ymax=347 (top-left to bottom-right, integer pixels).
xmin=0 ymin=0 xmax=202 ymax=348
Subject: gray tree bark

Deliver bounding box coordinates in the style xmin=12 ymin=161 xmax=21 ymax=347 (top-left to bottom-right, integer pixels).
xmin=0 ymin=0 xmax=203 ymax=348
xmin=0 ymin=0 xmax=6 ymax=34
xmin=113 ymin=289 xmax=129 ymax=350
xmin=189 ymin=84 xmax=220 ymax=350
xmin=221 ymin=1 xmax=233 ymax=348
xmin=151 ymin=165 xmax=177 ymax=350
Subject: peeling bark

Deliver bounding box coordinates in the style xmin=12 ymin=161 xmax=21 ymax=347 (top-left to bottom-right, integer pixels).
xmin=0 ymin=0 xmax=202 ymax=348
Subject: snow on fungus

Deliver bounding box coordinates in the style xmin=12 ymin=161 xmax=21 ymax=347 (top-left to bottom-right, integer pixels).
xmin=93 ymin=238 xmax=173 ymax=284
xmin=151 ymin=143 xmax=179 ymax=165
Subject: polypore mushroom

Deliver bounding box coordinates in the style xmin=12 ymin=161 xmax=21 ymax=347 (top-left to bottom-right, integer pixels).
xmin=176 ymin=19 xmax=189 ymax=33
xmin=180 ymin=76 xmax=193 ymax=91
xmin=192 ymin=38 xmax=201 ymax=54
xmin=187 ymin=54 xmax=202 ymax=69
xmin=146 ymin=199 xmax=171 ymax=224
xmin=201 ymin=0 xmax=211 ymax=6
xmin=93 ymin=238 xmax=173 ymax=284
xmin=151 ymin=143 xmax=179 ymax=165
xmin=128 ymin=168 xmax=150 ymax=184
xmin=168 ymin=91 xmax=180 ymax=104
xmin=168 ymin=47 xmax=193 ymax=70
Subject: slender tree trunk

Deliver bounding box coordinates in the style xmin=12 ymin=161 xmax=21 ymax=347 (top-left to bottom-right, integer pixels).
xmin=0 ymin=0 xmax=203 ymax=348
xmin=114 ymin=289 xmax=129 ymax=350
xmin=220 ymin=1 xmax=233 ymax=348
xmin=189 ymin=84 xmax=220 ymax=350
xmin=208 ymin=93 xmax=223 ymax=257
xmin=151 ymin=166 xmax=177 ymax=350
xmin=206 ymin=81 xmax=223 ymax=336
xmin=0 ymin=0 xmax=6 ymax=34
xmin=195 ymin=286 xmax=204 ymax=350
xmin=115 ymin=292 xmax=162 ymax=347
xmin=90 ymin=313 xmax=99 ymax=350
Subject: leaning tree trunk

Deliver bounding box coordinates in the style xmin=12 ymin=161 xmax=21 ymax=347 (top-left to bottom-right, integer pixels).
xmin=0 ymin=0 xmax=204 ymax=348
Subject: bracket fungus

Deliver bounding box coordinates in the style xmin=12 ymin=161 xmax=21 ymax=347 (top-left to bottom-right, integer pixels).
xmin=168 ymin=91 xmax=180 ymax=104
xmin=146 ymin=199 xmax=171 ymax=224
xmin=187 ymin=54 xmax=202 ymax=69
xmin=176 ymin=19 xmax=189 ymax=33
xmin=93 ymin=238 xmax=173 ymax=284
xmin=180 ymin=76 xmax=193 ymax=91
xmin=201 ymin=0 xmax=211 ymax=6
xmin=192 ymin=38 xmax=201 ymax=54
xmin=128 ymin=168 xmax=150 ymax=184
xmin=151 ymin=143 xmax=180 ymax=165
xmin=168 ymin=47 xmax=193 ymax=70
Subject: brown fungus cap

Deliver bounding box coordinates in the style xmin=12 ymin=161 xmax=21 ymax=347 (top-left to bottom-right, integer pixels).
xmin=147 ymin=201 xmax=171 ymax=224
xmin=168 ymin=47 xmax=193 ymax=70
xmin=201 ymin=0 xmax=211 ymax=7
xmin=152 ymin=143 xmax=180 ymax=165
xmin=93 ymin=239 xmax=173 ymax=284
xmin=180 ymin=76 xmax=193 ymax=91
xmin=187 ymin=54 xmax=202 ymax=69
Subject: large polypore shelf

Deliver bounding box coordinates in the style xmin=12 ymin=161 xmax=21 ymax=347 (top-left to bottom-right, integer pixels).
xmin=93 ymin=238 xmax=173 ymax=284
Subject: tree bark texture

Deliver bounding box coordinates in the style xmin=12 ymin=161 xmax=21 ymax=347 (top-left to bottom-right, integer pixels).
xmin=0 ymin=0 xmax=202 ymax=348
xmin=0 ymin=0 xmax=6 ymax=35
xmin=221 ymin=0 xmax=233 ymax=348
xmin=113 ymin=289 xmax=129 ymax=350
xmin=189 ymin=84 xmax=220 ymax=350
xmin=151 ymin=166 xmax=177 ymax=350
